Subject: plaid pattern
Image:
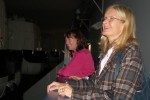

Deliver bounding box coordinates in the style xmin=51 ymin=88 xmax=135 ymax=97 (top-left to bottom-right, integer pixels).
xmin=68 ymin=44 xmax=143 ymax=100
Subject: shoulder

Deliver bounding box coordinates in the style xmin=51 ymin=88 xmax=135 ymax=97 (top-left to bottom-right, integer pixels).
xmin=113 ymin=43 xmax=141 ymax=60
xmin=73 ymin=49 xmax=91 ymax=58
xmin=125 ymin=43 xmax=139 ymax=51
xmin=122 ymin=43 xmax=140 ymax=54
xmin=120 ymin=43 xmax=142 ymax=59
xmin=78 ymin=48 xmax=91 ymax=54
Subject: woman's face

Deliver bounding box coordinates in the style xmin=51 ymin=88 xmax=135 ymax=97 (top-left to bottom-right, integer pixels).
xmin=65 ymin=34 xmax=77 ymax=51
xmin=102 ymin=8 xmax=124 ymax=43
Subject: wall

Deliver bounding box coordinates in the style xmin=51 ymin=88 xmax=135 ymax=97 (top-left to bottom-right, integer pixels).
xmin=0 ymin=0 xmax=8 ymax=49
xmin=41 ymin=29 xmax=66 ymax=53
xmin=8 ymin=19 xmax=41 ymax=50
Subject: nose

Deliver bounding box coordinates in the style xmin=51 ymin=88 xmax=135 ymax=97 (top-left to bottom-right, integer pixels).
xmin=102 ymin=20 xmax=107 ymax=27
xmin=66 ymin=41 xmax=69 ymax=45
xmin=102 ymin=18 xmax=109 ymax=24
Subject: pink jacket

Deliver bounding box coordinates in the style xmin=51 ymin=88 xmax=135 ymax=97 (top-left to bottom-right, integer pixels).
xmin=57 ymin=48 xmax=94 ymax=79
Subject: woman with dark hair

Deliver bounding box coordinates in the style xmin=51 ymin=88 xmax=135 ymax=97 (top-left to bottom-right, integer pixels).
xmin=56 ymin=29 xmax=95 ymax=82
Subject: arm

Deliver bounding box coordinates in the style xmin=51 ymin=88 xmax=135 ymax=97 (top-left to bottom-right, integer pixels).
xmin=57 ymin=50 xmax=94 ymax=77
xmin=113 ymin=46 xmax=143 ymax=99
xmin=67 ymin=76 xmax=105 ymax=99
xmin=47 ymin=76 xmax=103 ymax=99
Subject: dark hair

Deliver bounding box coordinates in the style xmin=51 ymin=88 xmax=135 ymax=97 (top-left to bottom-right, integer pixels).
xmin=64 ymin=29 xmax=88 ymax=52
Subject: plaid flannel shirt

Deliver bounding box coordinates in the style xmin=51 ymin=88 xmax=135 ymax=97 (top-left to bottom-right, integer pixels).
xmin=67 ymin=43 xmax=143 ymax=100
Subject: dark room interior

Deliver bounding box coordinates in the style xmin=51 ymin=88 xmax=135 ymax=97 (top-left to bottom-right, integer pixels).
xmin=1 ymin=0 xmax=150 ymax=100
xmin=1 ymin=0 xmax=103 ymax=100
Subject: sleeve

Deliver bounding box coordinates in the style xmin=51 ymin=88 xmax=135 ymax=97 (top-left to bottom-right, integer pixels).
xmin=67 ymin=78 xmax=98 ymax=99
xmin=57 ymin=52 xmax=88 ymax=77
xmin=67 ymin=74 xmax=106 ymax=99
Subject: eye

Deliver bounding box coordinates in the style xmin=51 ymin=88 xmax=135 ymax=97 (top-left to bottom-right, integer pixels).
xmin=109 ymin=16 xmax=115 ymax=21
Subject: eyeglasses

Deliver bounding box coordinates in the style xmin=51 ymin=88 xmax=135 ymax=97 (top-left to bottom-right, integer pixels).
xmin=101 ymin=16 xmax=125 ymax=23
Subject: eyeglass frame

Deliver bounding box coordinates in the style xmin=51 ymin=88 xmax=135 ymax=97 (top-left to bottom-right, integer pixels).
xmin=101 ymin=16 xmax=125 ymax=23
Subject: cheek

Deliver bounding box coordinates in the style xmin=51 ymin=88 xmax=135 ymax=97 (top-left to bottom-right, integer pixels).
xmin=74 ymin=43 xmax=78 ymax=48
xmin=71 ymin=41 xmax=78 ymax=49
xmin=66 ymin=39 xmax=71 ymax=45
xmin=74 ymin=40 xmax=78 ymax=46
xmin=117 ymin=25 xmax=124 ymax=35
xmin=112 ymin=23 xmax=123 ymax=34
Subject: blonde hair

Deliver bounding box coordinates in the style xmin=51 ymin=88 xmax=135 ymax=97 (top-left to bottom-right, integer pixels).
xmin=99 ymin=4 xmax=138 ymax=54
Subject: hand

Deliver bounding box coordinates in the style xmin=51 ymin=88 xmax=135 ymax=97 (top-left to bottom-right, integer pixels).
xmin=69 ymin=76 xmax=81 ymax=80
xmin=47 ymin=81 xmax=65 ymax=93
xmin=58 ymin=84 xmax=73 ymax=98
xmin=47 ymin=81 xmax=73 ymax=98
xmin=62 ymin=49 xmax=70 ymax=57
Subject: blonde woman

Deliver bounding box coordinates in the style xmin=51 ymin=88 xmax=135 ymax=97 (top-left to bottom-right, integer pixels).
xmin=47 ymin=4 xmax=143 ymax=100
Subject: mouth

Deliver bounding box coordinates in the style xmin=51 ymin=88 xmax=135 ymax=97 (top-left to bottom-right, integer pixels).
xmin=103 ymin=26 xmax=109 ymax=32
xmin=66 ymin=45 xmax=70 ymax=48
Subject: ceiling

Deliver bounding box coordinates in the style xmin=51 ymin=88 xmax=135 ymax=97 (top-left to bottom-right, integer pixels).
xmin=4 ymin=0 xmax=97 ymax=33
